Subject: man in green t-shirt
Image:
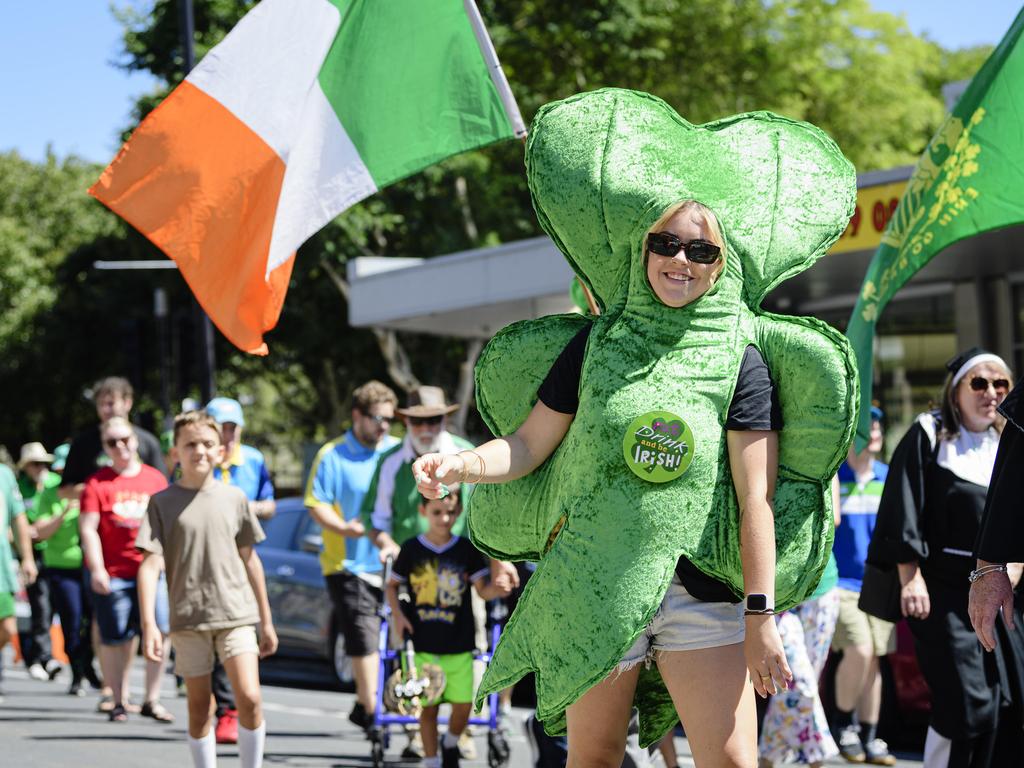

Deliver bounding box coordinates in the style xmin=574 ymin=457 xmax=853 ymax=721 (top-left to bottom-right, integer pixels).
xmin=16 ymin=443 xmax=62 ymax=680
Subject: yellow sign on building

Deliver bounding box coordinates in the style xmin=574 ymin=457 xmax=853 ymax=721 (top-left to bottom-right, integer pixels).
xmin=829 ymin=180 xmax=908 ymax=254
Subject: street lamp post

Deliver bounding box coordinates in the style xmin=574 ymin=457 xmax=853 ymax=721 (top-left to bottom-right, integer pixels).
xmin=177 ymin=0 xmax=216 ymax=404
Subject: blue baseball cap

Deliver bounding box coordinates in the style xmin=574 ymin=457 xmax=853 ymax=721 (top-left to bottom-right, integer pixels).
xmin=870 ymin=406 xmax=884 ymax=422
xmin=206 ymin=397 xmax=245 ymax=427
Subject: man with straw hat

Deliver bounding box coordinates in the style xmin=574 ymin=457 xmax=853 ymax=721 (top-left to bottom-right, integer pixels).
xmin=16 ymin=442 xmax=62 ymax=681
xmin=365 ymin=387 xmax=473 ymax=564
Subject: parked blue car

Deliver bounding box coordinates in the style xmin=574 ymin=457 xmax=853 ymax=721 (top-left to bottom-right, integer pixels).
xmin=256 ymin=497 xmax=353 ymax=687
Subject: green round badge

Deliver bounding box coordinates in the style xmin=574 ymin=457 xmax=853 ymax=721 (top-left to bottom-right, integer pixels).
xmin=622 ymin=410 xmax=695 ymax=482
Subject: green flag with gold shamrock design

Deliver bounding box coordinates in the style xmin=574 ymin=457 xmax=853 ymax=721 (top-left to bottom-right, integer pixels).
xmin=848 ymin=7 xmax=1024 ymax=450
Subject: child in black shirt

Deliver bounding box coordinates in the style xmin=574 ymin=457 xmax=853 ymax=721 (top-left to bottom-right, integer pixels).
xmin=387 ymin=490 xmax=510 ymax=768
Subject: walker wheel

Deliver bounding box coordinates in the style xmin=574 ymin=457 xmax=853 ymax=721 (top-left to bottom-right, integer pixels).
xmin=371 ymin=739 xmax=385 ymax=768
xmin=488 ymin=729 xmax=511 ymax=768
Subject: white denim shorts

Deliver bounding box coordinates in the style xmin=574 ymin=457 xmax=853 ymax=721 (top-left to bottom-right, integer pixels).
xmin=618 ymin=575 xmax=745 ymax=670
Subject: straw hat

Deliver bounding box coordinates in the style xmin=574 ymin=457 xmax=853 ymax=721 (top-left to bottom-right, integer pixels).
xmin=396 ymin=386 xmax=459 ymax=417
xmin=17 ymin=442 xmax=54 ymax=469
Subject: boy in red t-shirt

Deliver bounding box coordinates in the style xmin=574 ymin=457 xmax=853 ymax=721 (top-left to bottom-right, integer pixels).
xmin=79 ymin=417 xmax=172 ymax=723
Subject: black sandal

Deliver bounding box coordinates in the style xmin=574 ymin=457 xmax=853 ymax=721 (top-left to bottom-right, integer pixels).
xmin=109 ymin=704 xmax=128 ymax=723
xmin=140 ymin=700 xmax=175 ymax=723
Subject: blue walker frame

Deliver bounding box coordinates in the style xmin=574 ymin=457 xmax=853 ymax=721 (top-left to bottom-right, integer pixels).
xmin=367 ymin=560 xmax=508 ymax=766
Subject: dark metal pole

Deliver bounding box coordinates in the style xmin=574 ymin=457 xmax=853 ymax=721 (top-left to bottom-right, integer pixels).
xmin=178 ymin=0 xmax=216 ymax=403
xmin=154 ymin=287 xmax=173 ymax=430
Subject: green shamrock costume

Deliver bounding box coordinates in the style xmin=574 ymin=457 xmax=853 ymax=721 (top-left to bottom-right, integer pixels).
xmin=469 ymin=89 xmax=858 ymax=745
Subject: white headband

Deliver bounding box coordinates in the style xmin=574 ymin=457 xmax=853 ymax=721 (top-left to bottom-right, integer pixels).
xmin=951 ymin=353 xmax=1008 ymax=389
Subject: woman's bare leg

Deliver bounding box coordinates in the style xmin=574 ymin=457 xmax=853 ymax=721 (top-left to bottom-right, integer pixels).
xmin=565 ymin=663 xmax=641 ymax=768
xmin=658 ymin=643 xmax=757 ymax=768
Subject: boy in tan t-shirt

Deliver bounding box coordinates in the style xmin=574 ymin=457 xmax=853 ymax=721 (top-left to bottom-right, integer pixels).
xmin=136 ymin=411 xmax=277 ymax=768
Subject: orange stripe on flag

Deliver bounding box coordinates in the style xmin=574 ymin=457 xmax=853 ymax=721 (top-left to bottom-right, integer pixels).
xmin=89 ymin=81 xmax=291 ymax=355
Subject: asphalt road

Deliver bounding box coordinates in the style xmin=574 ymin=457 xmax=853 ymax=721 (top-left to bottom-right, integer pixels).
xmin=1 ymin=649 xmax=923 ymax=767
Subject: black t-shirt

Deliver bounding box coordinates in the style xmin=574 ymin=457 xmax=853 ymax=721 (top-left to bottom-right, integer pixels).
xmin=391 ymin=535 xmax=489 ymax=654
xmin=61 ymin=422 xmax=168 ymax=487
xmin=537 ymin=325 xmax=782 ymax=602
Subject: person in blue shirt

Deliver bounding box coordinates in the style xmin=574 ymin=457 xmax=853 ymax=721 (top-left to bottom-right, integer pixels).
xmin=206 ymin=397 xmax=276 ymax=521
xmin=204 ymin=396 xmax=277 ymax=745
xmin=831 ymin=407 xmax=894 ymax=765
xmin=305 ymin=380 xmax=400 ymax=732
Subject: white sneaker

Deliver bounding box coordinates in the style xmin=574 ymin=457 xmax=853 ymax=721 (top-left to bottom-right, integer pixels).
xmin=44 ymin=659 xmax=63 ymax=680
xmin=28 ymin=663 xmax=49 ymax=681
xmin=457 ymin=730 xmax=477 ymax=760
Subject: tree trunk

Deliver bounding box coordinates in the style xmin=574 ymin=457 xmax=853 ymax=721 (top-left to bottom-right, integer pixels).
xmin=319 ymin=255 xmax=421 ymax=394
xmin=450 ymin=338 xmax=483 ymax=437
xmin=321 ymin=359 xmax=344 ymax=434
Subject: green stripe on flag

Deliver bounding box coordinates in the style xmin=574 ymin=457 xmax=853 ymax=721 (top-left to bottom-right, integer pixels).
xmin=318 ymin=0 xmax=515 ymax=187
xmin=846 ymin=7 xmax=1024 ymax=450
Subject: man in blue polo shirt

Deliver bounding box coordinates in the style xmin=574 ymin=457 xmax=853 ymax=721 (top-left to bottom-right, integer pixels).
xmin=305 ymin=380 xmax=400 ymax=733
xmin=206 ymin=397 xmax=276 ymax=521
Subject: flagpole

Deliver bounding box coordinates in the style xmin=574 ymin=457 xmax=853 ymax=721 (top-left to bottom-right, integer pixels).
xmin=178 ymin=0 xmax=217 ymax=404
xmin=464 ymin=0 xmax=527 ymax=138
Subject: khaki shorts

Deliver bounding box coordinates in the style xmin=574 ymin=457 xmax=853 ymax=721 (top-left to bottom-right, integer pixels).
xmin=831 ymin=588 xmax=896 ymax=655
xmin=171 ymin=625 xmax=259 ymax=678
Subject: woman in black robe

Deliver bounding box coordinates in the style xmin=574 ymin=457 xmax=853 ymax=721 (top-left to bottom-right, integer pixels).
xmin=868 ymin=348 xmax=1024 ymax=768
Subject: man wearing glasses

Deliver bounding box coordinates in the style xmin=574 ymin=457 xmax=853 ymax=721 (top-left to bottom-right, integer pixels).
xmin=305 ymin=380 xmax=400 ymax=733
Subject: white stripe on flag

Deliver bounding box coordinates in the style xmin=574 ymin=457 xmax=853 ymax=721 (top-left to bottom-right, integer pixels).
xmin=185 ymin=0 xmax=341 ymax=160
xmin=266 ymin=79 xmax=378 ymax=273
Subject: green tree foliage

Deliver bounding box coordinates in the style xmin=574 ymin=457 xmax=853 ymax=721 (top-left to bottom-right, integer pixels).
xmin=0 ymin=151 xmax=143 ymax=443
xmin=1 ymin=0 xmax=1001 ymax=468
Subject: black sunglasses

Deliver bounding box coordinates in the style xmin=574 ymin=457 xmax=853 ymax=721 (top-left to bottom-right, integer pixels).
xmin=646 ymin=232 xmax=722 ymax=264
xmin=361 ymin=413 xmax=393 ymax=425
xmin=969 ymin=376 xmax=1010 ymax=393
xmin=104 ymin=436 xmax=132 ymax=448
xmin=408 ymin=415 xmax=444 ymax=427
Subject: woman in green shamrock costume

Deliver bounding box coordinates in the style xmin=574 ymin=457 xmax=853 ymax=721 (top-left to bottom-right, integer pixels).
xmin=415 ymin=89 xmax=858 ymax=767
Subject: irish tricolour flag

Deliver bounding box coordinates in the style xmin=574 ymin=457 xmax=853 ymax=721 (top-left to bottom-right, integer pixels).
xmin=90 ymin=0 xmax=525 ymax=354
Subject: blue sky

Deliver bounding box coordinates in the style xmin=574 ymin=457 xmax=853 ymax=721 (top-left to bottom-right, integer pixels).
xmin=1 ymin=1 xmax=1021 ymax=164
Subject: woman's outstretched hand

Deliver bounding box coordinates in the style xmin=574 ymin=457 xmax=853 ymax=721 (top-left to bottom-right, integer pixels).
xmin=412 ymin=453 xmax=466 ymax=498
xmin=745 ymin=614 xmax=793 ymax=698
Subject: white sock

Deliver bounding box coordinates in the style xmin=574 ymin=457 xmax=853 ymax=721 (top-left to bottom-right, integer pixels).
xmin=423 ymin=757 xmax=441 ymax=768
xmin=238 ymin=720 xmax=266 ymax=768
xmin=442 ymin=731 xmax=460 ymax=749
xmin=187 ymin=730 xmax=217 ymax=768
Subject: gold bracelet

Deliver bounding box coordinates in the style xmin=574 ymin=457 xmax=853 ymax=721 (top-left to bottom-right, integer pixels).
xmin=463 ymin=450 xmax=486 ymax=483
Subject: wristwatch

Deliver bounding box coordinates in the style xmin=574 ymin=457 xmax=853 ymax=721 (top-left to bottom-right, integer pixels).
xmin=744 ymin=593 xmax=774 ymax=614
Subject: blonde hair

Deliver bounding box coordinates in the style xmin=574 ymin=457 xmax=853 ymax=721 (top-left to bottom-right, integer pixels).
xmin=646 ymin=200 xmax=727 ymax=283
xmin=172 ymin=410 xmax=224 ymax=445
xmin=100 ymin=417 xmax=135 ymax=440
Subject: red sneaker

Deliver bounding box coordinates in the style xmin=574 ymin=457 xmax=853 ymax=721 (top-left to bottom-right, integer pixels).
xmin=215 ymin=709 xmax=239 ymax=744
